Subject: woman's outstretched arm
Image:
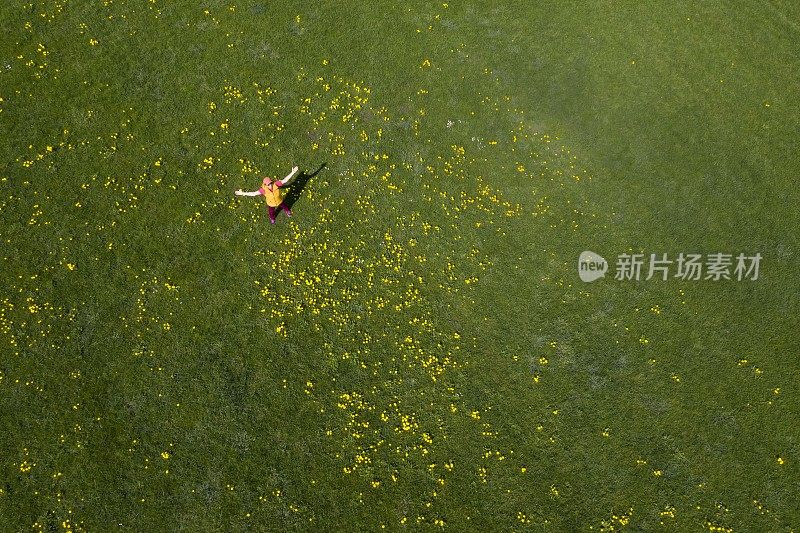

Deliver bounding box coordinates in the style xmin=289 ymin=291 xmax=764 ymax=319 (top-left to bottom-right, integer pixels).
xmin=235 ymin=189 xmax=262 ymax=197
xmin=279 ymin=166 xmax=300 ymax=186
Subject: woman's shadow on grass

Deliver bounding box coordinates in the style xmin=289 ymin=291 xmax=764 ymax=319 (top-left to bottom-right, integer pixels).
xmin=284 ymin=163 xmax=326 ymax=210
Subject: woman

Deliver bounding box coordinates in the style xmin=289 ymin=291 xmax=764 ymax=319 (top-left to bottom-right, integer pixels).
xmin=235 ymin=165 xmax=299 ymax=224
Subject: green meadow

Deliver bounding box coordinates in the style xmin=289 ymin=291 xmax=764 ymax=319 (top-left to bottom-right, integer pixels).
xmin=1 ymin=1 xmax=798 ymax=531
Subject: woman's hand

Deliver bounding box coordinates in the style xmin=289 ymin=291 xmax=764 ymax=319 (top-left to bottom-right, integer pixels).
xmin=235 ymin=189 xmax=244 ymax=195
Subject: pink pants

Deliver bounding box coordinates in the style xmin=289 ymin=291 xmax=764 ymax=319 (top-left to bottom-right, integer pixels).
xmin=268 ymin=203 xmax=291 ymax=223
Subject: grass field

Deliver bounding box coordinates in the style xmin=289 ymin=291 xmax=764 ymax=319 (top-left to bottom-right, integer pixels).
xmin=1 ymin=1 xmax=799 ymax=531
